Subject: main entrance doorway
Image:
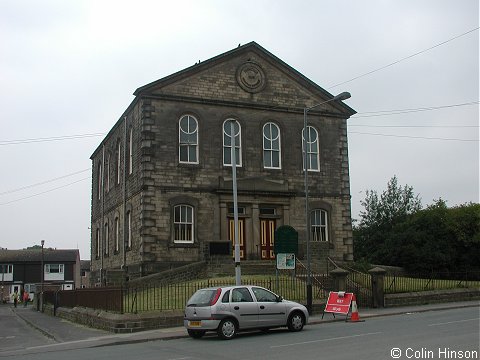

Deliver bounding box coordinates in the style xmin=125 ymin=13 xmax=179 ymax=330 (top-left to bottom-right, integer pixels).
xmin=228 ymin=218 xmax=245 ymax=260
xmin=260 ymin=219 xmax=275 ymax=260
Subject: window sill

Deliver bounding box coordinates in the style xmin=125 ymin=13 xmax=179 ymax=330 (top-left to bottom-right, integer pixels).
xmin=168 ymin=242 xmax=199 ymax=249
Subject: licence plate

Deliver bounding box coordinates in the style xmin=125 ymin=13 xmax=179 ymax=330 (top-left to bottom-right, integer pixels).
xmin=189 ymin=321 xmax=201 ymax=327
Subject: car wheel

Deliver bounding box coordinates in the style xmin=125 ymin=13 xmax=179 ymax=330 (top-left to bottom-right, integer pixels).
xmin=287 ymin=312 xmax=305 ymax=332
xmin=217 ymin=318 xmax=237 ymax=340
xmin=187 ymin=329 xmax=206 ymax=339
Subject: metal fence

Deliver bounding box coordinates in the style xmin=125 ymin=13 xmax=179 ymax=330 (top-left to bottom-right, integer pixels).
xmin=124 ymin=275 xmax=328 ymax=313
xmin=45 ymin=275 xmax=328 ymax=314
xmin=384 ymin=271 xmax=480 ymax=294
xmin=43 ymin=270 xmax=480 ymax=314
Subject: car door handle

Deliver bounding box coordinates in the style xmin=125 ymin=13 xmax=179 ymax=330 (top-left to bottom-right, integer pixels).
xmin=260 ymin=305 xmax=265 ymax=309
xmin=234 ymin=306 xmax=240 ymax=310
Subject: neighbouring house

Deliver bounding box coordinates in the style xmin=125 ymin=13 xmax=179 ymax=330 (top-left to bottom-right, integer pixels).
xmin=0 ymin=249 xmax=81 ymax=302
xmin=90 ymin=41 xmax=356 ymax=285
xmin=80 ymin=260 xmax=91 ymax=288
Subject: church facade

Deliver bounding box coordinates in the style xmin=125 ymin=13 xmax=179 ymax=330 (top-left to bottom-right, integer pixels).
xmin=90 ymin=42 xmax=356 ymax=284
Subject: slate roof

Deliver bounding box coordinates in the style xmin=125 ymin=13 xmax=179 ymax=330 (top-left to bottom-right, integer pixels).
xmin=0 ymin=249 xmax=79 ymax=263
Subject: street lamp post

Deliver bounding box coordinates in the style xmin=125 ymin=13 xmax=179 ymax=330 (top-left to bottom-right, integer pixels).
xmin=303 ymin=92 xmax=351 ymax=314
xmin=230 ymin=120 xmax=241 ymax=286
xmin=40 ymin=240 xmax=45 ymax=312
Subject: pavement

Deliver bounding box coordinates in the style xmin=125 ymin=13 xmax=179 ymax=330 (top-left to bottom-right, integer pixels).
xmin=1 ymin=300 xmax=479 ymax=356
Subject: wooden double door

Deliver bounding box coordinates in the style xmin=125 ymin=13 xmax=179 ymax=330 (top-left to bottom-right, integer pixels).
xmin=229 ymin=218 xmax=276 ymax=260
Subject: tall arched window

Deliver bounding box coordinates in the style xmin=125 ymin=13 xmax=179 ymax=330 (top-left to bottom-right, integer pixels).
xmin=128 ymin=128 xmax=133 ymax=175
xmin=302 ymin=126 xmax=320 ymax=171
xmin=106 ymin=154 xmax=110 ymax=192
xmin=95 ymin=228 xmax=100 ymax=258
xmin=104 ymin=223 xmax=109 ymax=256
xmin=116 ymin=141 xmax=121 ymax=185
xmin=173 ymin=205 xmax=194 ymax=243
xmin=127 ymin=210 xmax=132 ymax=249
xmin=179 ymin=115 xmax=198 ymax=164
xmin=223 ymin=119 xmax=242 ymax=166
xmin=97 ymin=162 xmax=102 ymax=200
xmin=311 ymin=209 xmax=328 ymax=242
xmin=114 ymin=217 xmax=120 ymax=253
xmin=263 ymin=122 xmax=281 ymax=169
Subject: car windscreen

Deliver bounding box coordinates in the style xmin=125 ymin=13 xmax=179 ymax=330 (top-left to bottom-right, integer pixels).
xmin=186 ymin=289 xmax=218 ymax=307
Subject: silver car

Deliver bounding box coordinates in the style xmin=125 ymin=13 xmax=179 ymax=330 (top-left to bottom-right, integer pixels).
xmin=184 ymin=285 xmax=309 ymax=339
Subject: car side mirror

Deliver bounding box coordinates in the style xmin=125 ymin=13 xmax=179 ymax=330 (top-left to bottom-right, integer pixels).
xmin=277 ymin=296 xmax=283 ymax=302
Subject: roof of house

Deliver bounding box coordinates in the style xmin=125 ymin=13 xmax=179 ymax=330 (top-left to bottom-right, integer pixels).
xmin=80 ymin=260 xmax=90 ymax=270
xmin=0 ymin=249 xmax=80 ymax=263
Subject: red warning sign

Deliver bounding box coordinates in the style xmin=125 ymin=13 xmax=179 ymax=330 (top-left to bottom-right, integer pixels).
xmin=324 ymin=291 xmax=354 ymax=315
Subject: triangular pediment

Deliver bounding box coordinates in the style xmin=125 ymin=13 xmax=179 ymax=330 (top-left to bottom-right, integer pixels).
xmin=134 ymin=42 xmax=355 ymax=116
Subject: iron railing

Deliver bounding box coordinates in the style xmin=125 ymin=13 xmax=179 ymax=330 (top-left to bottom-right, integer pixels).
xmin=43 ymin=270 xmax=480 ymax=314
xmin=384 ymin=271 xmax=480 ymax=294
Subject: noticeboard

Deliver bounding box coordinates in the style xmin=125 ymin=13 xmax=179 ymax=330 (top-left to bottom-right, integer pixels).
xmin=274 ymin=225 xmax=298 ymax=255
xmin=276 ymin=253 xmax=295 ymax=270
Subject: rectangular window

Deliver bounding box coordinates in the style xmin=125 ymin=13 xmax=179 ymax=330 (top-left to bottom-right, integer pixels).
xmin=228 ymin=206 xmax=246 ymax=215
xmin=0 ymin=264 xmax=13 ymax=273
xmin=174 ymin=205 xmax=194 ymax=243
xmin=311 ymin=209 xmax=328 ymax=242
xmin=260 ymin=208 xmax=276 ymax=215
xmin=45 ymin=264 xmax=64 ymax=274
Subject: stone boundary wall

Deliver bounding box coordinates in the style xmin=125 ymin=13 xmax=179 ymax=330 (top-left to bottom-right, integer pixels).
xmin=42 ymin=288 xmax=480 ymax=333
xmin=44 ymin=304 xmax=184 ymax=333
xmin=385 ymin=288 xmax=480 ymax=307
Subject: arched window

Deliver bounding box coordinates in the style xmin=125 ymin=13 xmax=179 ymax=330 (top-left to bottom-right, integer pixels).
xmin=173 ymin=205 xmax=194 ymax=243
xmin=97 ymin=162 xmax=102 ymax=200
xmin=311 ymin=209 xmax=328 ymax=242
xmin=104 ymin=223 xmax=109 ymax=256
xmin=179 ymin=115 xmax=199 ymax=164
xmin=302 ymin=126 xmax=320 ymax=171
xmin=128 ymin=128 xmax=133 ymax=175
xmin=95 ymin=228 xmax=101 ymax=258
xmin=106 ymin=154 xmax=111 ymax=192
xmin=263 ymin=122 xmax=281 ymax=169
xmin=223 ymin=119 xmax=242 ymax=166
xmin=114 ymin=217 xmax=120 ymax=253
xmin=127 ymin=210 xmax=132 ymax=249
xmin=116 ymin=141 xmax=121 ymax=185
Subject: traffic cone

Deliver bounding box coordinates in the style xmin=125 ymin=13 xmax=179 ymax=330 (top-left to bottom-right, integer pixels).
xmin=348 ymin=294 xmax=364 ymax=322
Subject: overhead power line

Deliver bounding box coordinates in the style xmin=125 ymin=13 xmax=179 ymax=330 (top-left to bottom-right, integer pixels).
xmin=0 ymin=168 xmax=91 ymax=196
xmin=328 ymin=27 xmax=479 ymax=89
xmin=349 ymin=131 xmax=478 ymax=142
xmin=0 ymin=177 xmax=90 ymax=206
xmin=350 ymin=124 xmax=478 ymax=128
xmin=0 ymin=133 xmax=105 ymax=146
xmin=352 ymin=101 xmax=479 ymax=119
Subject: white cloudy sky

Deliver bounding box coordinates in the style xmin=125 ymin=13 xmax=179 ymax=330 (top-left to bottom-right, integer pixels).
xmin=0 ymin=0 xmax=478 ymax=260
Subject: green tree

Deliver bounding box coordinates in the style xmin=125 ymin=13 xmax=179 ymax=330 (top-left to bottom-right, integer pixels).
xmin=354 ymin=176 xmax=422 ymax=262
xmin=358 ymin=175 xmax=422 ymax=228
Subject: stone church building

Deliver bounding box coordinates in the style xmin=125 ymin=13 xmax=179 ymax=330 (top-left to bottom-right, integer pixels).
xmin=90 ymin=42 xmax=356 ymax=284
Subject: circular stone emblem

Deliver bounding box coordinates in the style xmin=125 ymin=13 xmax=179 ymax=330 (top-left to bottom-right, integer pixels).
xmin=236 ymin=62 xmax=266 ymax=93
